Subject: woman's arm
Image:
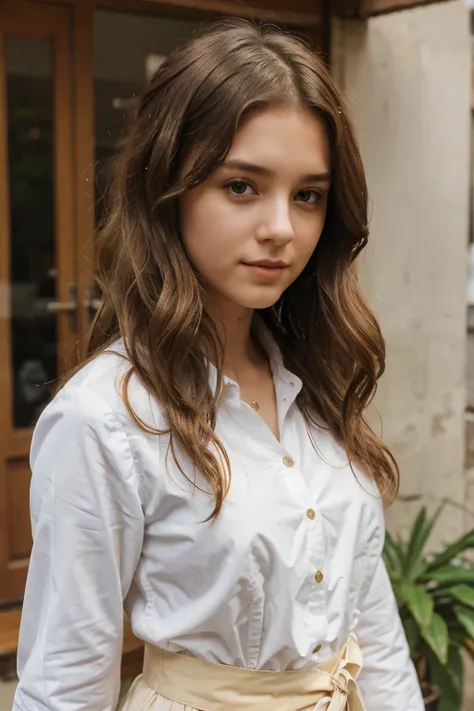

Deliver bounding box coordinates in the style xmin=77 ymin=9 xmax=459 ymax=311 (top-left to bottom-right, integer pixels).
xmin=355 ymin=541 xmax=424 ymax=711
xmin=13 ymin=385 xmax=144 ymax=711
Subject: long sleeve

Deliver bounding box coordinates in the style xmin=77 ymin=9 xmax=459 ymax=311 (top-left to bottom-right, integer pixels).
xmin=355 ymin=555 xmax=424 ymax=711
xmin=13 ymin=385 xmax=144 ymax=711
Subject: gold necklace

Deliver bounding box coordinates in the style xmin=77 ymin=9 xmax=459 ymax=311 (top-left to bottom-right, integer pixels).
xmin=250 ymin=401 xmax=260 ymax=411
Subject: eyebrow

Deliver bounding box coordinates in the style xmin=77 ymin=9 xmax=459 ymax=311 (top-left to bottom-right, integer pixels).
xmin=220 ymin=159 xmax=331 ymax=184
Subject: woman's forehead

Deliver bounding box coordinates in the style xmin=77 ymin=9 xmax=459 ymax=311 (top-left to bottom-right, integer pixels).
xmin=223 ymin=106 xmax=331 ymax=180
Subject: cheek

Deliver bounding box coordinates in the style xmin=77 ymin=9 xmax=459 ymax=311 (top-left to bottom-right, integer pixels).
xmin=181 ymin=191 xmax=226 ymax=247
xmin=180 ymin=199 xmax=229 ymax=279
xmin=181 ymin=196 xmax=249 ymax=270
xmin=295 ymin=218 xmax=325 ymax=264
xmin=180 ymin=196 xmax=211 ymax=264
xmin=182 ymin=227 xmax=216 ymax=278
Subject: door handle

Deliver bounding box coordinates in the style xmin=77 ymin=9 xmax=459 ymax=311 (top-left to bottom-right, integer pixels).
xmin=46 ymin=283 xmax=77 ymax=331
xmin=46 ymin=300 xmax=76 ymax=313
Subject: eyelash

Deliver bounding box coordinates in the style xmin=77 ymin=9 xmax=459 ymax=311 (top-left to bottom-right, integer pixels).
xmin=224 ymin=179 xmax=325 ymax=205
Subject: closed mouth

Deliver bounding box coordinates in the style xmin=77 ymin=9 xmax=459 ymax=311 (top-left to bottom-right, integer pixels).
xmin=243 ymin=261 xmax=288 ymax=268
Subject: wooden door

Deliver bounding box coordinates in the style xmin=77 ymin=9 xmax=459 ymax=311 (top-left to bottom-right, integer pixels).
xmin=0 ymin=0 xmax=76 ymax=602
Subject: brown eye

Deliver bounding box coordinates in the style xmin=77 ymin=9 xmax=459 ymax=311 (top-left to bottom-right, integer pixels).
xmin=295 ymin=189 xmax=321 ymax=204
xmin=227 ymin=180 xmax=253 ymax=196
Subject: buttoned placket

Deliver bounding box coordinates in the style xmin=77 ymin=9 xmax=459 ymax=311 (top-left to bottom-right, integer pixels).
xmin=216 ymin=352 xmax=329 ymax=661
xmin=270 ymin=373 xmax=329 ymax=660
xmin=277 ymin=443 xmax=327 ymax=658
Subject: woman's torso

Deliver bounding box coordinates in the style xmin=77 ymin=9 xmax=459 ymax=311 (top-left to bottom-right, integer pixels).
xmin=29 ymin=340 xmax=384 ymax=672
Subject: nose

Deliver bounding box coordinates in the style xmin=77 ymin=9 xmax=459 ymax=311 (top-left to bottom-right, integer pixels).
xmin=256 ymin=196 xmax=295 ymax=246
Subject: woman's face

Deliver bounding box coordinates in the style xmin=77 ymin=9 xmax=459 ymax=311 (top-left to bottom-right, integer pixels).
xmin=180 ymin=106 xmax=331 ymax=316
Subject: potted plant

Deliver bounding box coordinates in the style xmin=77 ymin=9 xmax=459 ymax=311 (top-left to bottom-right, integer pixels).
xmin=383 ymin=502 xmax=474 ymax=711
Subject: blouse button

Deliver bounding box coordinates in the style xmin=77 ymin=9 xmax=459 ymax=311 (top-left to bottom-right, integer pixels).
xmin=313 ymin=644 xmax=322 ymax=654
xmin=306 ymin=508 xmax=316 ymax=520
xmin=314 ymin=570 xmax=324 ymax=584
xmin=283 ymin=455 xmax=294 ymax=468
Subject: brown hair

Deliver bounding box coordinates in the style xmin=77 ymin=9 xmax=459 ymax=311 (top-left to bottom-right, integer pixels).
xmin=87 ymin=19 xmax=398 ymax=518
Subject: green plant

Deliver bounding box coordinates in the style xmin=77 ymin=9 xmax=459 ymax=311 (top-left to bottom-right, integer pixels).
xmin=383 ymin=502 xmax=474 ymax=711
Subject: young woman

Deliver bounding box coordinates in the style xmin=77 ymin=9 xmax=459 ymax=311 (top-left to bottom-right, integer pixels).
xmin=13 ymin=19 xmax=423 ymax=711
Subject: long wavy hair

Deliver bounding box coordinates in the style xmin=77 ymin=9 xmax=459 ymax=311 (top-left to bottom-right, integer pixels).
xmin=87 ymin=19 xmax=398 ymax=518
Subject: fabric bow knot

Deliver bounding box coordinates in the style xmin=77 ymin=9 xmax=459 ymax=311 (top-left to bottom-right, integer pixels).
xmin=312 ymin=634 xmax=367 ymax=711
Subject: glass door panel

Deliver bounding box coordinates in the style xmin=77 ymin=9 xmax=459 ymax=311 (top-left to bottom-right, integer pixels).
xmin=0 ymin=0 xmax=74 ymax=602
xmin=94 ymin=10 xmax=200 ymax=224
xmin=6 ymin=35 xmax=58 ymax=429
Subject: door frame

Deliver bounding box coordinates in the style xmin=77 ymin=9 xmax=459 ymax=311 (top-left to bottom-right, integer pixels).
xmin=0 ymin=0 xmax=76 ymax=601
xmin=38 ymin=0 xmax=324 ymax=27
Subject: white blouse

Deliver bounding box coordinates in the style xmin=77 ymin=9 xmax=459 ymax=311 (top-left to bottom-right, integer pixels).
xmin=13 ymin=337 xmax=423 ymax=711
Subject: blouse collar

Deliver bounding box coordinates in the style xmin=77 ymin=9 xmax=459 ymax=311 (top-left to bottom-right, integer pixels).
xmin=208 ymin=318 xmax=303 ymax=409
xmin=111 ymin=318 xmax=303 ymax=409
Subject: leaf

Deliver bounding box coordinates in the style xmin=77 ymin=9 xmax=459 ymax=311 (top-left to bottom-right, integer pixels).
xmin=400 ymin=582 xmax=434 ymax=629
xmin=390 ymin=580 xmax=405 ymax=610
xmin=422 ymin=612 xmax=449 ymax=665
xmin=449 ymin=584 xmax=474 ymax=609
xmin=404 ymin=502 xmax=445 ymax=580
xmin=404 ymin=506 xmax=428 ymax=577
xmin=428 ymin=645 xmax=463 ymax=711
xmin=402 ymin=616 xmax=421 ymax=655
xmin=383 ymin=530 xmax=405 ymax=577
xmin=454 ymin=607 xmax=474 ymax=640
xmin=432 ymin=592 xmax=454 ymax=606
xmin=421 ymin=565 xmax=474 ymax=587
xmin=425 ymin=530 xmax=474 ymax=573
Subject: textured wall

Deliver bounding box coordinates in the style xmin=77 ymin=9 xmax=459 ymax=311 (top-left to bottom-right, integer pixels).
xmin=331 ymin=2 xmax=472 ymax=704
xmin=331 ymin=0 xmax=470 ymax=537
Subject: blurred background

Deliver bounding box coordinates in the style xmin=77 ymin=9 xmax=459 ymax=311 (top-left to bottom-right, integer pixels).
xmin=0 ymin=0 xmax=472 ymax=709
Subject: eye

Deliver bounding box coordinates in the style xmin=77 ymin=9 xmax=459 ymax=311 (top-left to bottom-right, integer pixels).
xmin=295 ymin=189 xmax=324 ymax=205
xmin=226 ymin=180 xmax=255 ymax=197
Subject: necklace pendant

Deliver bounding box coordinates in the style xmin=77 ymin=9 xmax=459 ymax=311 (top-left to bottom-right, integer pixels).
xmin=250 ymin=400 xmax=260 ymax=411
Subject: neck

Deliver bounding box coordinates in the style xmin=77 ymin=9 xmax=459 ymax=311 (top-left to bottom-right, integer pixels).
xmin=205 ymin=298 xmax=263 ymax=379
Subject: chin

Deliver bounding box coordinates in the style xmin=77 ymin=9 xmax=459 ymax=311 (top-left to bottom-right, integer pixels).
xmin=237 ymin=293 xmax=282 ymax=310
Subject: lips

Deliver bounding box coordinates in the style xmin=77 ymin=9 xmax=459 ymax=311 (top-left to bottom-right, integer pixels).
xmin=243 ymin=260 xmax=288 ymax=268
xmin=242 ymin=261 xmax=288 ymax=280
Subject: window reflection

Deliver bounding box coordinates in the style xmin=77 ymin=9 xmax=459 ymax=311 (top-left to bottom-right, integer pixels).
xmin=94 ymin=10 xmax=200 ymax=223
xmin=6 ymin=36 xmax=56 ymax=428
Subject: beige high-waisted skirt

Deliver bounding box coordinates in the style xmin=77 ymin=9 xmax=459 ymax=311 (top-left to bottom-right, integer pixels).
xmin=119 ymin=633 xmax=366 ymax=711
